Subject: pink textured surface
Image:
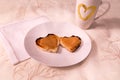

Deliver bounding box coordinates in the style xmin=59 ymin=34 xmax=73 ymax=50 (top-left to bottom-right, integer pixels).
xmin=0 ymin=16 xmax=49 ymax=64
xmin=0 ymin=0 xmax=120 ymax=80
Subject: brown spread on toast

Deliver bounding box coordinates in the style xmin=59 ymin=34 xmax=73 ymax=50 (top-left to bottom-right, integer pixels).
xmin=36 ymin=34 xmax=59 ymax=53
xmin=60 ymin=35 xmax=81 ymax=52
xmin=36 ymin=34 xmax=81 ymax=53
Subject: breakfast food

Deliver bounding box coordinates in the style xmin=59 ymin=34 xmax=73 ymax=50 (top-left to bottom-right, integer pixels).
xmin=36 ymin=34 xmax=59 ymax=53
xmin=36 ymin=34 xmax=81 ymax=53
xmin=60 ymin=35 xmax=81 ymax=52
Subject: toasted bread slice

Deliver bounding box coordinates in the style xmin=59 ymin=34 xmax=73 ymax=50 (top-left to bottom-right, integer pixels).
xmin=36 ymin=34 xmax=59 ymax=53
xmin=60 ymin=35 xmax=81 ymax=52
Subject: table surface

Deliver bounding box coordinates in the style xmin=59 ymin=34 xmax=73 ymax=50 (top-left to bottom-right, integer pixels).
xmin=0 ymin=0 xmax=120 ymax=80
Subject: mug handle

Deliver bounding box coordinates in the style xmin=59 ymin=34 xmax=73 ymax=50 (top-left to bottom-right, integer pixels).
xmin=95 ymin=1 xmax=111 ymax=20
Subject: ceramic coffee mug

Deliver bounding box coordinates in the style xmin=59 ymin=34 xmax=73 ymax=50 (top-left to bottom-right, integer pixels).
xmin=76 ymin=0 xmax=110 ymax=29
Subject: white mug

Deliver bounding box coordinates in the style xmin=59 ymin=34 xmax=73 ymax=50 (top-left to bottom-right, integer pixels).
xmin=75 ymin=0 xmax=110 ymax=29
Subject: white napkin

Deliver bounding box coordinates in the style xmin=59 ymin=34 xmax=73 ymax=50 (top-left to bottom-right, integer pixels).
xmin=0 ymin=16 xmax=49 ymax=65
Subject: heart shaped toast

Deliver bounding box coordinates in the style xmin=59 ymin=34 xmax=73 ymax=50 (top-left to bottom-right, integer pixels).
xmin=36 ymin=34 xmax=59 ymax=53
xmin=60 ymin=35 xmax=81 ymax=52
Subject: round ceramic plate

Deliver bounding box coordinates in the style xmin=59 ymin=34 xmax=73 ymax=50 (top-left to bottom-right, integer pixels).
xmin=24 ymin=22 xmax=92 ymax=67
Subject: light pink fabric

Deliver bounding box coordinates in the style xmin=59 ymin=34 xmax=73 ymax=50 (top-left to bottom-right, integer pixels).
xmin=0 ymin=17 xmax=49 ymax=64
xmin=0 ymin=0 xmax=120 ymax=80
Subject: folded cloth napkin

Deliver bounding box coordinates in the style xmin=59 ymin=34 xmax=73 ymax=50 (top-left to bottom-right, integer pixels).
xmin=0 ymin=16 xmax=49 ymax=65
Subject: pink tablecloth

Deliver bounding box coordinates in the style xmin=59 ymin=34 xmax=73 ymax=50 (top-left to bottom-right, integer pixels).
xmin=0 ymin=0 xmax=120 ymax=80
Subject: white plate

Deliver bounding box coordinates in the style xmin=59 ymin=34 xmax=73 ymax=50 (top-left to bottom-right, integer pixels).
xmin=24 ymin=22 xmax=92 ymax=67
